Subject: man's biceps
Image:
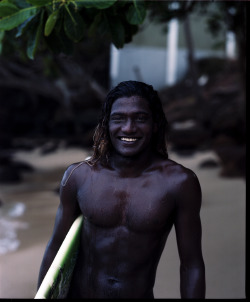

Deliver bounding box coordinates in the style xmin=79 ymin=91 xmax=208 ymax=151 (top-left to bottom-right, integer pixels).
xmin=174 ymin=211 xmax=201 ymax=235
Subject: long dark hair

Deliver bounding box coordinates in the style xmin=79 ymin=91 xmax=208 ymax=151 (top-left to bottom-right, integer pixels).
xmin=86 ymin=80 xmax=168 ymax=166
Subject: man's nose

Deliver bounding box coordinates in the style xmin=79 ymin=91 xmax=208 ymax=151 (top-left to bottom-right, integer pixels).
xmin=122 ymin=119 xmax=136 ymax=132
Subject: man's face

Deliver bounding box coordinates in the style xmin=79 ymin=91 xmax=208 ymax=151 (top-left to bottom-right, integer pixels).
xmin=108 ymin=96 xmax=155 ymax=157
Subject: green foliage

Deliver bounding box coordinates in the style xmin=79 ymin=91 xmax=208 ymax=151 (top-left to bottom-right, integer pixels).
xmin=63 ymin=3 xmax=86 ymax=42
xmin=75 ymin=0 xmax=117 ymax=9
xmin=0 ymin=2 xmax=19 ymax=17
xmin=0 ymin=30 xmax=4 ymax=53
xmin=0 ymin=5 xmax=39 ymax=30
xmin=26 ymin=0 xmax=52 ymax=5
xmin=27 ymin=10 xmax=44 ymax=59
xmin=0 ymin=0 xmax=148 ymax=59
xmin=44 ymin=8 xmax=59 ymax=36
xmin=0 ymin=0 xmax=245 ymax=60
xmin=125 ymin=0 xmax=146 ymax=25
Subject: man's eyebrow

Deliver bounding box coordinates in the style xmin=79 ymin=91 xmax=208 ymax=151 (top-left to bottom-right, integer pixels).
xmin=110 ymin=112 xmax=125 ymax=117
xmin=135 ymin=112 xmax=150 ymax=115
xmin=110 ymin=112 xmax=124 ymax=115
xmin=110 ymin=111 xmax=150 ymax=115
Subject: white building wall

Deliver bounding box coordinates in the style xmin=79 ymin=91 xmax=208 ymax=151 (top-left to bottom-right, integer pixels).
xmin=110 ymin=7 xmax=236 ymax=91
xmin=110 ymin=44 xmax=225 ymax=90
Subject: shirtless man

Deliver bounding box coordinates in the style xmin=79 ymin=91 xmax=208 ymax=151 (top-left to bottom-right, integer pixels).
xmin=37 ymin=80 xmax=205 ymax=299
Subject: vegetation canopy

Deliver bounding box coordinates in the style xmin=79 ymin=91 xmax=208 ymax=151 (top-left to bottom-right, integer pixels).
xmin=0 ymin=0 xmax=246 ymax=62
xmin=0 ymin=0 xmax=147 ymax=59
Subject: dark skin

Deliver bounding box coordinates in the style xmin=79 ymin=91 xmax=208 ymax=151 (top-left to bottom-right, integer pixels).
xmin=37 ymin=96 xmax=205 ymax=298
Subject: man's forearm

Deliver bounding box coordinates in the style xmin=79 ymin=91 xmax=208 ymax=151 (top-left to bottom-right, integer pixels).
xmin=37 ymin=257 xmax=52 ymax=289
xmin=37 ymin=244 xmax=58 ymax=290
xmin=180 ymin=265 xmax=206 ymax=298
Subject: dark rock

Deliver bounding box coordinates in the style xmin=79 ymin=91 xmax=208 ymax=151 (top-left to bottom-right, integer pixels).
xmin=0 ymin=166 xmax=22 ymax=183
xmin=199 ymin=158 xmax=219 ymax=169
xmin=11 ymin=161 xmax=34 ymax=173
xmin=159 ymin=57 xmax=245 ymax=178
xmin=213 ymin=142 xmax=246 ymax=178
xmin=168 ymin=120 xmax=211 ymax=150
xmin=40 ymin=141 xmax=59 ymax=155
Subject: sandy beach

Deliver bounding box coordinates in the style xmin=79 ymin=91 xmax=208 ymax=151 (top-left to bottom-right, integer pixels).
xmin=0 ymin=146 xmax=246 ymax=299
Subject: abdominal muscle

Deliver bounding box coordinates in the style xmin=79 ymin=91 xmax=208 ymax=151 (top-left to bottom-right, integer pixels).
xmin=67 ymin=220 xmax=170 ymax=299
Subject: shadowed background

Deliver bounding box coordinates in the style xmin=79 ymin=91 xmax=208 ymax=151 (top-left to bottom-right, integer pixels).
xmin=0 ymin=1 xmax=246 ymax=299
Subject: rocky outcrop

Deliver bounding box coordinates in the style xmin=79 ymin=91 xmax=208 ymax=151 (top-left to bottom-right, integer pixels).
xmin=159 ymin=57 xmax=245 ymax=178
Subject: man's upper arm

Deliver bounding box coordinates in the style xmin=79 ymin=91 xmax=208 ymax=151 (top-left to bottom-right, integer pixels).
xmin=174 ymin=168 xmax=203 ymax=267
xmin=37 ymin=163 xmax=83 ymax=287
xmin=173 ymin=168 xmax=205 ymax=298
xmin=52 ymin=162 xmax=83 ymax=245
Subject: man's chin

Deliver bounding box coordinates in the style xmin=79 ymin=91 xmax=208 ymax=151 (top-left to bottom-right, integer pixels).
xmin=114 ymin=149 xmax=144 ymax=159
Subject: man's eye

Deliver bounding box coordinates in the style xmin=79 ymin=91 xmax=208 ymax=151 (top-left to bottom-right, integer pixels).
xmin=110 ymin=116 xmax=124 ymax=121
xmin=136 ymin=115 xmax=148 ymax=122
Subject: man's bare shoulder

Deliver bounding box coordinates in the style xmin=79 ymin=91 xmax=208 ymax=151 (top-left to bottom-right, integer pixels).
xmin=160 ymin=158 xmax=201 ymax=205
xmin=61 ymin=160 xmax=92 ymax=187
xmin=158 ymin=157 xmax=199 ymax=186
xmin=158 ymin=157 xmax=190 ymax=173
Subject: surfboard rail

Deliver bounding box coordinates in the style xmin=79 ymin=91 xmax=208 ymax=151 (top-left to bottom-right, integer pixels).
xmin=35 ymin=215 xmax=83 ymax=299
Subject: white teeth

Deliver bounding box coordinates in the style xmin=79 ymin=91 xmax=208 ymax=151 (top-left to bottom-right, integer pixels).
xmin=120 ymin=137 xmax=137 ymax=142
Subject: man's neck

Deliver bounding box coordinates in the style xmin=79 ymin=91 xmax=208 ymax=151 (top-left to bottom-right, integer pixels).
xmin=108 ymin=150 xmax=156 ymax=178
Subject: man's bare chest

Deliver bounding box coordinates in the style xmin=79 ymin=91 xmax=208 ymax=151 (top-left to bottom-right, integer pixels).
xmin=76 ymin=172 xmax=176 ymax=232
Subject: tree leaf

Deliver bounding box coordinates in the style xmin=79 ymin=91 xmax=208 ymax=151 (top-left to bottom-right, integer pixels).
xmin=75 ymin=0 xmax=117 ymax=10
xmin=63 ymin=4 xmax=86 ymax=42
xmin=0 ymin=30 xmax=5 ymax=54
xmin=0 ymin=2 xmax=19 ymax=17
xmin=105 ymin=15 xmax=125 ymax=48
xmin=7 ymin=0 xmax=31 ymax=9
xmin=45 ymin=26 xmax=74 ymax=55
xmin=15 ymin=15 xmax=37 ymax=37
xmin=111 ymin=22 xmax=125 ymax=48
xmin=44 ymin=9 xmax=59 ymax=36
xmin=0 ymin=6 xmax=39 ymax=30
xmin=26 ymin=0 xmax=52 ymax=6
xmin=126 ymin=0 xmax=146 ymax=25
xmin=27 ymin=10 xmax=44 ymax=59
xmin=88 ymin=12 xmax=102 ymax=36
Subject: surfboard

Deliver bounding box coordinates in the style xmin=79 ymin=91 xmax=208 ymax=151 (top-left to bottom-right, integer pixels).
xmin=35 ymin=215 xmax=83 ymax=299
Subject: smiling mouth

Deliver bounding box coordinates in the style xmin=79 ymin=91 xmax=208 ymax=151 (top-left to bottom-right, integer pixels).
xmin=119 ymin=137 xmax=139 ymax=142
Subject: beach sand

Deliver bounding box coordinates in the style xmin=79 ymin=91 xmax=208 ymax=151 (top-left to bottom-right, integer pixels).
xmin=0 ymin=146 xmax=246 ymax=298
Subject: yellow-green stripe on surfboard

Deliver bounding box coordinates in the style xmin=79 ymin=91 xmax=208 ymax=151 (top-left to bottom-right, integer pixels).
xmin=35 ymin=215 xmax=83 ymax=299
